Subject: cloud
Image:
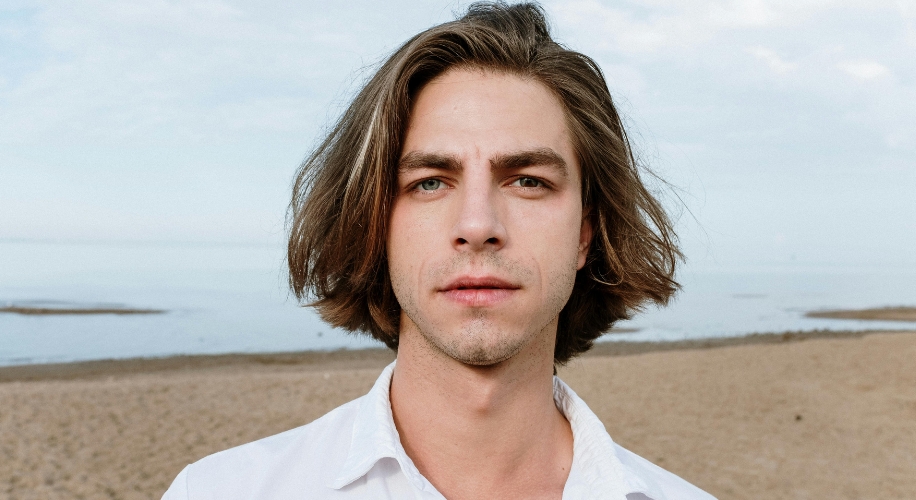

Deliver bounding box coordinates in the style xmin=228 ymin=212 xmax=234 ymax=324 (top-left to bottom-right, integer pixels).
xmin=747 ymin=46 xmax=797 ymax=74
xmin=1 ymin=0 xmax=914 ymax=263
xmin=545 ymin=0 xmax=889 ymax=56
xmin=0 ymin=0 xmax=449 ymax=146
xmin=837 ymin=59 xmax=891 ymax=80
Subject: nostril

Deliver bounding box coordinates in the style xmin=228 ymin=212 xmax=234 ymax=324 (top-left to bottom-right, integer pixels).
xmin=457 ymin=238 xmax=468 ymax=244
xmin=485 ymin=237 xmax=499 ymax=244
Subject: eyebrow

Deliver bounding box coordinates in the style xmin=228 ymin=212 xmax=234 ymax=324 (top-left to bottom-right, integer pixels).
xmin=398 ymin=151 xmax=461 ymax=173
xmin=491 ymin=148 xmax=568 ymax=178
xmin=398 ymin=148 xmax=568 ymax=177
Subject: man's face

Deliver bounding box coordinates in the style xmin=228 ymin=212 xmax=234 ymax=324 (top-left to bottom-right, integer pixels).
xmin=388 ymin=67 xmax=591 ymax=366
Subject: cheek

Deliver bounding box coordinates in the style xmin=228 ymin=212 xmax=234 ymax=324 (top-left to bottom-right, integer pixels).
xmin=511 ymin=200 xmax=582 ymax=260
xmin=543 ymin=218 xmax=583 ymax=308
xmin=387 ymin=201 xmax=435 ymax=300
xmin=387 ymin=204 xmax=411 ymax=294
xmin=513 ymin=201 xmax=582 ymax=299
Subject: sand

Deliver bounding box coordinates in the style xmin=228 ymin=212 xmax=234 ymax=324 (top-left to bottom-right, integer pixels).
xmin=1 ymin=330 xmax=915 ymax=499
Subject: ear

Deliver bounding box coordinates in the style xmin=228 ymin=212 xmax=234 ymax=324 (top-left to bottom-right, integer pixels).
xmin=576 ymin=207 xmax=593 ymax=270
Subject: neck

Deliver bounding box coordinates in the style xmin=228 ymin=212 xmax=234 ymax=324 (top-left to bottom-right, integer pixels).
xmin=390 ymin=319 xmax=573 ymax=500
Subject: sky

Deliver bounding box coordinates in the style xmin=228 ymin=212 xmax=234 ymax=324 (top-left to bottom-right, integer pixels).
xmin=1 ymin=0 xmax=914 ymax=268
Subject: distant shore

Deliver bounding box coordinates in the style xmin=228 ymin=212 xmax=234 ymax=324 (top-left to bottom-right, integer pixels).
xmin=0 ymin=326 xmax=909 ymax=383
xmin=805 ymin=306 xmax=916 ymax=322
xmin=0 ymin=305 xmax=165 ymax=315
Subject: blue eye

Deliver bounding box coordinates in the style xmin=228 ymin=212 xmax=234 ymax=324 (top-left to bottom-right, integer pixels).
xmin=418 ymin=179 xmax=443 ymax=191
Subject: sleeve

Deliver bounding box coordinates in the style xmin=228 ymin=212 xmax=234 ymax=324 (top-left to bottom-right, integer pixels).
xmin=161 ymin=465 xmax=190 ymax=500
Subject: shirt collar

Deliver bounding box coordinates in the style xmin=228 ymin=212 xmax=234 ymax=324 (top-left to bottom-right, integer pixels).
xmin=330 ymin=360 xmax=668 ymax=500
xmin=329 ymin=361 xmax=437 ymax=494
xmin=554 ymin=376 xmax=669 ymax=500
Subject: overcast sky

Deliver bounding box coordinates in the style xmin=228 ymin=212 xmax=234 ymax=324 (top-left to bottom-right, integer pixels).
xmin=2 ymin=0 xmax=914 ymax=267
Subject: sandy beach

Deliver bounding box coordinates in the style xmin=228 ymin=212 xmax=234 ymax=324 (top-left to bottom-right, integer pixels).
xmin=2 ymin=329 xmax=915 ymax=499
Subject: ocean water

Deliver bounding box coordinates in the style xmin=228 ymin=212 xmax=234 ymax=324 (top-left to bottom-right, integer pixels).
xmin=1 ymin=241 xmax=915 ymax=366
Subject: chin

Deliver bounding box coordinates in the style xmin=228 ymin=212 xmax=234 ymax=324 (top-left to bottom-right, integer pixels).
xmin=426 ymin=320 xmax=534 ymax=367
xmin=446 ymin=344 xmax=520 ymax=366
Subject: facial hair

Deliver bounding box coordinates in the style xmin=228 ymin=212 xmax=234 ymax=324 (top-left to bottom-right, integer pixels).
xmin=391 ymin=250 xmax=577 ymax=366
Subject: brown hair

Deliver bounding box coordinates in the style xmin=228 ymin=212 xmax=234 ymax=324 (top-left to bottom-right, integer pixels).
xmin=288 ymin=1 xmax=681 ymax=363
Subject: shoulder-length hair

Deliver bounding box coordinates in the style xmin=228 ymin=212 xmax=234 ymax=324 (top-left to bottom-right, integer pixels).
xmin=288 ymin=1 xmax=681 ymax=364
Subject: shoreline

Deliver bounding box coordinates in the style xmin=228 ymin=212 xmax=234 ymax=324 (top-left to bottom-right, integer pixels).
xmin=3 ymin=327 xmax=913 ymax=383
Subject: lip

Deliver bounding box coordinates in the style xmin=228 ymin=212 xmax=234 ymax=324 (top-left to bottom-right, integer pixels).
xmin=438 ymin=276 xmax=521 ymax=307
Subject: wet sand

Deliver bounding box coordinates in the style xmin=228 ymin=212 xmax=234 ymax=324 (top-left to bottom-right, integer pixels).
xmin=1 ymin=329 xmax=914 ymax=499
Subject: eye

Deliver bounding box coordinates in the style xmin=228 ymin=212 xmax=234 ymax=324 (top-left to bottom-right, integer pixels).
xmin=417 ymin=179 xmax=444 ymax=191
xmin=512 ymin=177 xmax=543 ymax=188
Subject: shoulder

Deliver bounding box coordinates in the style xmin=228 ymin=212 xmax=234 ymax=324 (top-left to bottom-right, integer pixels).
xmin=162 ymin=397 xmax=362 ymax=500
xmin=613 ymin=443 xmax=717 ymax=500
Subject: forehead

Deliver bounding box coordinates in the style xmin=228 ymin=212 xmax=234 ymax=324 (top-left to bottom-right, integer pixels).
xmin=401 ymin=67 xmax=577 ymax=171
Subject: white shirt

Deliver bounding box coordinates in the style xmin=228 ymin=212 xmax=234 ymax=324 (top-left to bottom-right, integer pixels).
xmin=163 ymin=362 xmax=716 ymax=499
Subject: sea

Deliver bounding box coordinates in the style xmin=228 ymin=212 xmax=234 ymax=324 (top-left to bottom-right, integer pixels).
xmin=1 ymin=240 xmax=915 ymax=366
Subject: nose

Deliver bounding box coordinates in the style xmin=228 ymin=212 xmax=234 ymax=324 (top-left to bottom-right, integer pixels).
xmin=451 ymin=180 xmax=507 ymax=252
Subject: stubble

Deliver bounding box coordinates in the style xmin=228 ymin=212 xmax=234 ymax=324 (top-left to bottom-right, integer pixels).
xmin=391 ymin=251 xmax=578 ymax=366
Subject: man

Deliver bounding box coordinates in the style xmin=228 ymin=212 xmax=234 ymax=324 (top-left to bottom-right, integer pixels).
xmin=164 ymin=2 xmax=715 ymax=499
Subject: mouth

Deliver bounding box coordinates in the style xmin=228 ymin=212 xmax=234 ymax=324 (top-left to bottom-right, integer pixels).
xmin=438 ymin=276 xmax=521 ymax=307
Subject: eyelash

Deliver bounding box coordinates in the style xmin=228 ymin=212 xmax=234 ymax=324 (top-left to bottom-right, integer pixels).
xmin=413 ymin=178 xmax=448 ymax=192
xmin=511 ymin=177 xmax=544 ymax=188
xmin=409 ymin=176 xmax=550 ymax=193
